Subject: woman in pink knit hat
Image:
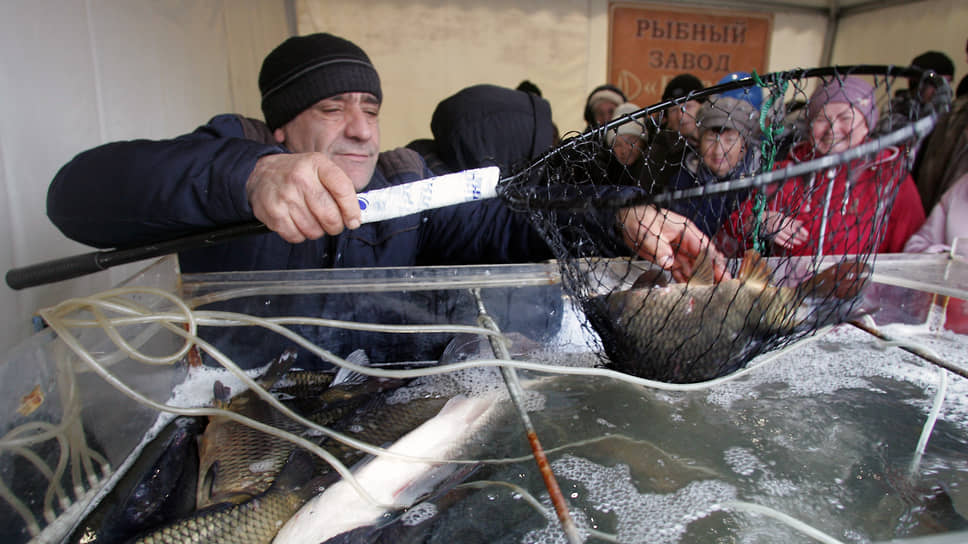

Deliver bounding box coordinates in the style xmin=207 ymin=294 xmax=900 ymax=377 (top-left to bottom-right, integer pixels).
xmin=722 ymin=76 xmax=925 ymax=256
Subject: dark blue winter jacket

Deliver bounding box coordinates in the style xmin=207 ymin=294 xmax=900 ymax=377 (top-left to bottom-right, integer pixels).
xmin=667 ymin=148 xmax=760 ymax=237
xmin=47 ymin=114 xmax=552 ymax=273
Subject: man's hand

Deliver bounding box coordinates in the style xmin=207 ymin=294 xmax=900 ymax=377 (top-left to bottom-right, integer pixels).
xmin=246 ymin=153 xmax=362 ymax=243
xmin=618 ymin=205 xmax=729 ymax=283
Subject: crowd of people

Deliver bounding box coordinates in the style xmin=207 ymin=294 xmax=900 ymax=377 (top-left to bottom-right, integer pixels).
xmin=46 ymin=32 xmax=966 ymax=293
xmin=582 ymin=50 xmax=968 ymax=262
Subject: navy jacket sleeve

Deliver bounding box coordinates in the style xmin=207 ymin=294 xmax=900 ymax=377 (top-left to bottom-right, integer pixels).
xmin=418 ymin=199 xmax=553 ymax=265
xmin=47 ymin=115 xmax=284 ymax=248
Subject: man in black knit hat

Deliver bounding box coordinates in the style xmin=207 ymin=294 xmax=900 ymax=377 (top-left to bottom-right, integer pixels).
xmin=47 ymin=33 xmax=718 ymax=281
xmin=645 ymin=73 xmax=706 ymax=193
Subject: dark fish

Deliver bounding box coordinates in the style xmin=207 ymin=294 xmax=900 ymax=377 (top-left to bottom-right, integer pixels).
xmin=600 ymin=249 xmax=869 ymax=383
xmin=67 ymin=417 xmax=203 ymax=544
xmin=270 ymin=369 xmax=337 ymax=401
xmin=132 ymin=449 xmax=321 ymax=544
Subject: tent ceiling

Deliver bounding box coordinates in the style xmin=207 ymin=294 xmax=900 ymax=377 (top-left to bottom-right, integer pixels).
xmin=666 ymin=0 xmax=924 ymax=17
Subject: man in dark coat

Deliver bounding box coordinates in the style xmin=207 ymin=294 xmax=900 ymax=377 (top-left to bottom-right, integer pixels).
xmin=408 ymin=83 xmax=555 ymax=177
xmin=45 ymin=32 xmax=723 ymax=367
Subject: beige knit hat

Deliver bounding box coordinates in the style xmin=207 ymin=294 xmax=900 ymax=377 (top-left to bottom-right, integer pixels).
xmin=697 ymin=95 xmax=760 ymax=141
xmin=606 ymin=102 xmax=648 ymax=146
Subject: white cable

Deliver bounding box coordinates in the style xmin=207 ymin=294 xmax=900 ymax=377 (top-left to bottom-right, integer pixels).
xmin=910 ymin=364 xmax=948 ymax=477
xmin=719 ymin=501 xmax=846 ymax=544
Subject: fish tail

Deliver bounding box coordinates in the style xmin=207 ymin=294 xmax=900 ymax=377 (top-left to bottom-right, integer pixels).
xmin=798 ymin=262 xmax=872 ymax=300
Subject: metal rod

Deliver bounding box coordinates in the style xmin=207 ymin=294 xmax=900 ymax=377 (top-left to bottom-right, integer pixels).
xmin=848 ymin=317 xmax=968 ymax=380
xmin=470 ymin=288 xmax=583 ymax=544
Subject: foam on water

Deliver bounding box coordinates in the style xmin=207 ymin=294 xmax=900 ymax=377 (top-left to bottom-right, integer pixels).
xmin=249 ymin=459 xmax=276 ymax=474
xmin=523 ymin=455 xmax=737 ymax=544
xmin=166 ymin=360 xmax=272 ymax=408
xmin=401 ymin=501 xmax=438 ymax=526
xmin=724 ymin=447 xmax=767 ymax=477
xmin=706 ymin=324 xmax=968 ymax=426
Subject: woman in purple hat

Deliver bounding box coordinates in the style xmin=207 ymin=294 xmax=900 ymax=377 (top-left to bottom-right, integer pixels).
xmin=723 ymin=76 xmax=925 ymax=256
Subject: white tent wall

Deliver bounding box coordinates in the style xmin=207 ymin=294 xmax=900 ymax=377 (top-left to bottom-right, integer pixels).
xmin=298 ymin=0 xmax=829 ymax=148
xmin=832 ymin=0 xmax=968 ymax=81
xmin=0 ymin=0 xmax=289 ymax=355
xmin=1 ymin=0 xmax=965 ymax=356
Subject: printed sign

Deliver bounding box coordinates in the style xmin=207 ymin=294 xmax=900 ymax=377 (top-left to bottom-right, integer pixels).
xmin=609 ymin=3 xmax=773 ymax=107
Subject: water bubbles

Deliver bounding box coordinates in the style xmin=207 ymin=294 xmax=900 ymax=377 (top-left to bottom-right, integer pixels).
xmin=524 ymin=455 xmax=737 ymax=543
xmin=724 ymin=447 xmax=765 ymax=477
xmin=401 ymin=502 xmax=437 ymax=526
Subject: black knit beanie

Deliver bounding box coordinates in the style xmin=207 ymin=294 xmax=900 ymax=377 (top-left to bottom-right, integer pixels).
xmin=909 ymin=51 xmax=955 ymax=91
xmin=259 ymin=33 xmax=382 ymax=130
xmin=662 ymin=74 xmax=704 ymax=101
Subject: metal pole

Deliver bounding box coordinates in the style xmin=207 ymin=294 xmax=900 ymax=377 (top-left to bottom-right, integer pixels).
xmin=470 ymin=288 xmax=583 ymax=544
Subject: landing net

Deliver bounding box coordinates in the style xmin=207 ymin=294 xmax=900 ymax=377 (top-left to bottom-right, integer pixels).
xmin=502 ymin=65 xmax=950 ymax=383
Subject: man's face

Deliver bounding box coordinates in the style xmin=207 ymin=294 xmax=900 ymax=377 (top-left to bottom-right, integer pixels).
xmin=593 ymin=100 xmax=619 ymax=126
xmin=612 ymin=134 xmax=644 ymax=166
xmin=274 ymin=92 xmax=381 ymax=191
xmin=918 ymin=74 xmax=953 ymax=104
xmin=810 ymin=101 xmax=869 ymax=156
xmin=666 ymin=100 xmax=702 ymax=144
xmin=700 ymin=128 xmax=745 ymax=178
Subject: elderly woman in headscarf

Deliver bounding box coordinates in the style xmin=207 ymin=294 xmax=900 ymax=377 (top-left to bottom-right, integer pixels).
xmin=724 ymin=76 xmax=925 ymax=256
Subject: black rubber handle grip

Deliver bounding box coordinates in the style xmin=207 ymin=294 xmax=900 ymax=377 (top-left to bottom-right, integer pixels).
xmin=6 ymin=222 xmax=269 ymax=290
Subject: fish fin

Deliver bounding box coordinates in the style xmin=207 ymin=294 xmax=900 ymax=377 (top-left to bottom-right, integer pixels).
xmin=798 ymin=262 xmax=871 ymax=300
xmin=197 ymin=459 xmax=218 ymax=507
xmin=736 ymin=249 xmax=771 ymax=289
xmin=257 ymin=348 xmax=299 ymax=389
xmin=333 ymin=349 xmax=371 ymax=386
xmin=269 ymin=449 xmax=317 ymax=498
xmin=688 ymin=247 xmax=721 ymax=286
xmin=212 ymin=381 xmax=231 ymax=408
xmin=440 ymin=333 xmax=491 ymax=364
xmin=631 ymin=268 xmax=669 ymax=289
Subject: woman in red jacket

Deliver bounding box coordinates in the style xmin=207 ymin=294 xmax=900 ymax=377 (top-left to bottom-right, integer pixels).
xmin=723 ymin=76 xmax=925 ymax=257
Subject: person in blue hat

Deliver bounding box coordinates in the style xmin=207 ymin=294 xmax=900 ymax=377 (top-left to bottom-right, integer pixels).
xmin=716 ymin=72 xmax=763 ymax=111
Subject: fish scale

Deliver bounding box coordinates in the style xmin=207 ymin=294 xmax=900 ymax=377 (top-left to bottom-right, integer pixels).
xmin=196 ymin=388 xmax=304 ymax=509
xmin=599 ymin=249 xmax=866 ymax=383
xmin=133 ymin=450 xmax=319 ymax=544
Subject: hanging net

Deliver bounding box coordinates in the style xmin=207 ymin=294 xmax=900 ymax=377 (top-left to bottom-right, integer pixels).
xmin=499 ymin=65 xmax=950 ymax=383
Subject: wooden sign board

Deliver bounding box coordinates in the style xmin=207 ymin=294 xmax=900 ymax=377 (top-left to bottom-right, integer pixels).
xmin=609 ymin=3 xmax=773 ymax=107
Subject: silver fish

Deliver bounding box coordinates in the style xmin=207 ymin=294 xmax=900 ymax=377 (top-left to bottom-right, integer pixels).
xmin=274 ymin=390 xmax=508 ymax=543
xmin=599 ymin=249 xmax=869 ymax=383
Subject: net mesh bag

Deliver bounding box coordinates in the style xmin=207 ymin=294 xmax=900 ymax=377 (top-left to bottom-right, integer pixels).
xmin=500 ymin=65 xmax=950 ymax=383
